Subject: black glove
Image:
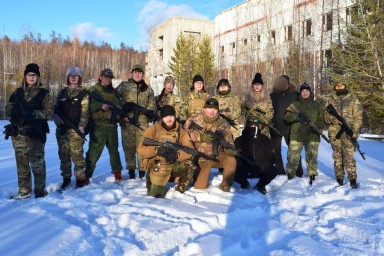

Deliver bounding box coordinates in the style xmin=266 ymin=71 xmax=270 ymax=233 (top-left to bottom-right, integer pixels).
xmin=157 ymin=146 xmax=178 ymax=163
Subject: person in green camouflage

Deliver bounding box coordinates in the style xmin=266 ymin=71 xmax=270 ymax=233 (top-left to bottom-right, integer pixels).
xmin=6 ymin=63 xmax=53 ymax=199
xmin=213 ymin=79 xmax=242 ymax=139
xmin=285 ymin=83 xmax=325 ymax=184
xmin=137 ymin=105 xmax=196 ymax=198
xmin=53 ymin=66 xmax=89 ymax=190
xmin=85 ymin=68 xmax=126 ymax=183
xmin=179 ymin=75 xmax=209 ymax=122
xmin=324 ymin=82 xmax=363 ymax=189
xmin=155 ymin=75 xmax=183 ymax=119
xmin=245 ymin=73 xmax=274 ymax=137
xmin=116 ymin=64 xmax=156 ymax=179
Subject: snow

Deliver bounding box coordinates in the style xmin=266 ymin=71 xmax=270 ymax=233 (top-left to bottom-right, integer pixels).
xmin=0 ymin=121 xmax=383 ymax=256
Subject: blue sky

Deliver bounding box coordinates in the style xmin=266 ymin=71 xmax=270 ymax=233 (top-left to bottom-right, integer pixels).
xmin=0 ymin=0 xmax=243 ymax=50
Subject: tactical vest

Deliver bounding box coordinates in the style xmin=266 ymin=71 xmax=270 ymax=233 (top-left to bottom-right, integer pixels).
xmin=57 ymin=88 xmax=88 ymax=127
xmin=188 ymin=91 xmax=208 ymax=117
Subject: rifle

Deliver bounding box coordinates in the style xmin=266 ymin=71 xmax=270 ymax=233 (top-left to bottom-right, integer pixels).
xmin=219 ymin=113 xmax=238 ymax=129
xmin=326 ymin=104 xmax=366 ymax=160
xmin=289 ymin=104 xmax=330 ymax=144
xmin=55 ymin=113 xmax=87 ymax=140
xmin=254 ymin=108 xmax=281 ymax=136
xmin=122 ymin=102 xmax=160 ymax=123
xmin=143 ymin=137 xmax=219 ymax=162
xmin=89 ymin=92 xmax=142 ymax=130
xmin=189 ymin=121 xmax=255 ymax=166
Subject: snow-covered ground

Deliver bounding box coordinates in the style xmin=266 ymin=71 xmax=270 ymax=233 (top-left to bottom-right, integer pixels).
xmin=0 ymin=121 xmax=383 ymax=256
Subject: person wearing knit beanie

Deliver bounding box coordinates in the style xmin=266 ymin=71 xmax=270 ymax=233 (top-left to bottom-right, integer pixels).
xmin=252 ymin=73 xmax=263 ymax=85
xmin=24 ymin=63 xmax=40 ymax=77
xmin=299 ymin=82 xmax=312 ymax=94
xmin=160 ymin=105 xmax=176 ymax=118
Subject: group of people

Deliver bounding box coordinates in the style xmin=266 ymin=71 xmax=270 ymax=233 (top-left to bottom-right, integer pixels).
xmin=4 ymin=62 xmax=363 ymax=200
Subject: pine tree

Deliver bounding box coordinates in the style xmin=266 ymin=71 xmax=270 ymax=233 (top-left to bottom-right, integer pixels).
xmin=195 ymin=36 xmax=215 ymax=93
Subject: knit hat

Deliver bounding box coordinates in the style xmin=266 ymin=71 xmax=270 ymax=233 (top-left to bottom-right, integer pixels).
xmin=24 ymin=63 xmax=40 ymax=76
xmin=252 ymin=73 xmax=263 ymax=85
xmin=193 ymin=75 xmax=204 ymax=84
xmin=160 ymin=105 xmax=176 ymax=118
xmin=299 ymin=82 xmax=312 ymax=93
xmin=246 ymin=116 xmax=260 ymax=127
xmin=216 ymin=78 xmax=231 ymax=89
xmin=100 ymin=68 xmax=115 ymax=78
xmin=131 ymin=64 xmax=144 ymax=73
xmin=66 ymin=66 xmax=83 ymax=78
xmin=204 ymin=98 xmax=219 ymax=110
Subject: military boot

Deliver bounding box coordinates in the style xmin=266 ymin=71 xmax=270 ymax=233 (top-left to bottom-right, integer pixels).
xmin=139 ymin=171 xmax=146 ymax=179
xmin=60 ymin=178 xmax=71 ymax=190
xmin=128 ymin=169 xmax=136 ymax=179
xmin=218 ymin=168 xmax=224 ymax=175
xmin=114 ymin=171 xmax=122 ymax=182
xmin=35 ymin=190 xmax=48 ymax=198
xmin=337 ymin=178 xmax=344 ymax=186
xmin=76 ymin=177 xmax=90 ymax=188
xmin=309 ymin=175 xmax=316 ymax=185
xmin=10 ymin=192 xmax=31 ymax=200
xmin=350 ymin=179 xmax=358 ymax=189
xmin=254 ymin=182 xmax=267 ymax=195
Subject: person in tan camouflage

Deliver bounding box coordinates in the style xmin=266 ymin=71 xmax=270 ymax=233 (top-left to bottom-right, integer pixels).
xmin=213 ymin=79 xmax=242 ymax=139
xmin=137 ymin=105 xmax=196 ymax=198
xmin=184 ymin=98 xmax=237 ymax=192
xmin=53 ymin=66 xmax=89 ymax=190
xmin=155 ymin=75 xmax=183 ymax=119
xmin=116 ymin=64 xmax=156 ymax=179
xmin=245 ymin=73 xmax=274 ymax=137
xmin=179 ymin=74 xmax=209 ymax=122
xmin=6 ymin=63 xmax=53 ymax=199
xmin=324 ymin=82 xmax=363 ymax=189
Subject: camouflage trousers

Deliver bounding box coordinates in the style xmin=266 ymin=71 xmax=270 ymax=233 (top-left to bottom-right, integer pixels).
xmin=121 ymin=119 xmax=148 ymax=172
xmin=85 ymin=123 xmax=123 ymax=178
xmin=330 ymin=134 xmax=357 ymax=180
xmin=286 ymin=140 xmax=319 ymax=177
xmin=146 ymin=159 xmax=195 ymax=197
xmin=11 ymin=134 xmax=46 ymax=194
xmin=56 ymin=128 xmax=86 ymax=181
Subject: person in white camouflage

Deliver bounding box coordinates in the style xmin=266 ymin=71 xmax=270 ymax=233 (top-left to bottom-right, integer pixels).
xmin=324 ymin=82 xmax=363 ymax=189
xmin=6 ymin=63 xmax=53 ymax=199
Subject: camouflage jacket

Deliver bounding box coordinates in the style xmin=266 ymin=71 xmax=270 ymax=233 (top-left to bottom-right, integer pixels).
xmin=185 ymin=113 xmax=234 ymax=156
xmin=245 ymin=90 xmax=274 ymax=135
xmin=156 ymin=91 xmax=183 ymax=118
xmin=323 ymin=91 xmax=363 ymax=138
xmin=179 ymin=90 xmax=209 ymax=120
xmin=213 ymin=91 xmax=242 ymax=123
xmin=116 ymin=78 xmax=156 ymax=122
xmin=285 ymin=96 xmax=325 ymax=142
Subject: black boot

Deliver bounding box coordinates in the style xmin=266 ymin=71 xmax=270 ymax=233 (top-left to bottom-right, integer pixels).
xmin=240 ymin=180 xmax=250 ymax=189
xmin=218 ymin=168 xmax=224 ymax=175
xmin=309 ymin=175 xmax=316 ymax=185
xmin=254 ymin=182 xmax=267 ymax=195
xmin=139 ymin=171 xmax=146 ymax=179
xmin=337 ymin=178 xmax=344 ymax=186
xmin=287 ymin=173 xmax=294 ymax=180
xmin=129 ymin=169 xmax=136 ymax=179
xmin=350 ymin=179 xmax=358 ymax=189
xmin=60 ymin=178 xmax=71 ymax=190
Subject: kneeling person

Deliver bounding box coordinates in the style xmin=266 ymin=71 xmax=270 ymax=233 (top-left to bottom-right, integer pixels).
xmin=137 ymin=105 xmax=196 ymax=198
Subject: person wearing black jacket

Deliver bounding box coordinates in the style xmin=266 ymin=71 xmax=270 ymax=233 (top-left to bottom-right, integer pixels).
xmin=269 ymin=75 xmax=303 ymax=176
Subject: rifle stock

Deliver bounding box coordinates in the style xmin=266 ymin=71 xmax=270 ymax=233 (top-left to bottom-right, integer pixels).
xmin=219 ymin=113 xmax=238 ymax=130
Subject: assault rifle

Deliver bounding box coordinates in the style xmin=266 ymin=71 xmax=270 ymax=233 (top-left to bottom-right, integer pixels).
xmin=143 ymin=137 xmax=218 ymax=162
xmin=326 ymin=104 xmax=366 ymax=160
xmin=122 ymin=102 xmax=160 ymax=123
xmin=89 ymin=92 xmax=142 ymax=130
xmin=219 ymin=113 xmax=238 ymax=130
xmin=55 ymin=113 xmax=87 ymax=140
xmin=289 ymin=104 xmax=330 ymax=144
xmin=189 ymin=121 xmax=255 ymax=166
xmin=254 ymin=108 xmax=281 ymax=136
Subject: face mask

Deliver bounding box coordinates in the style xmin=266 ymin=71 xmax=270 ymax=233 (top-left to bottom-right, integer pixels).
xmin=335 ymin=89 xmax=348 ymax=96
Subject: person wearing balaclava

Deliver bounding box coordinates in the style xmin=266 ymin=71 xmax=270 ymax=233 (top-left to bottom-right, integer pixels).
xmin=245 ymin=73 xmax=274 ymax=137
xmin=116 ymin=64 xmax=156 ymax=180
xmin=213 ymin=79 xmax=242 ymax=139
xmin=324 ymin=82 xmax=363 ymax=189
xmin=137 ymin=105 xmax=196 ymax=198
xmin=285 ymin=82 xmax=325 ymax=185
xmin=53 ymin=66 xmax=89 ymax=190
xmin=179 ymin=74 xmax=210 ymax=121
xmin=6 ymin=63 xmax=53 ymax=199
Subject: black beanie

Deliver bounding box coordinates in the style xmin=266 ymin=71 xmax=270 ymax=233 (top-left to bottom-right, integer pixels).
xmin=216 ymin=78 xmax=231 ymax=89
xmin=193 ymin=75 xmax=204 ymax=84
xmin=24 ymin=63 xmax=40 ymax=76
xmin=300 ymin=82 xmax=312 ymax=93
xmin=160 ymin=105 xmax=176 ymax=118
xmin=252 ymin=73 xmax=263 ymax=85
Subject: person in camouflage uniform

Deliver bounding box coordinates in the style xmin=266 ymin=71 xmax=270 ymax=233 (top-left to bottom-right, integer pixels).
xmin=137 ymin=105 xmax=196 ymax=198
xmin=285 ymin=83 xmax=325 ymax=184
xmin=185 ymin=98 xmax=237 ymax=192
xmin=116 ymin=64 xmax=156 ymax=179
xmin=245 ymin=73 xmax=274 ymax=137
xmin=53 ymin=66 xmax=89 ymax=189
xmin=324 ymin=82 xmax=363 ymax=189
xmin=155 ymin=75 xmax=184 ymax=119
xmin=85 ymin=68 xmax=126 ymax=182
xmin=5 ymin=63 xmax=53 ymax=199
xmin=213 ymin=79 xmax=242 ymax=139
xmin=179 ymin=75 xmax=209 ymax=122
